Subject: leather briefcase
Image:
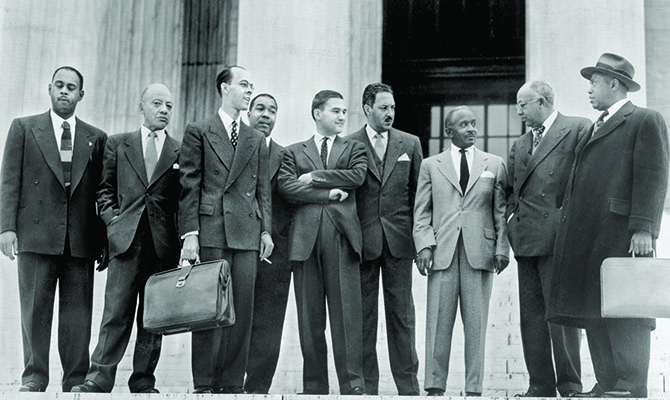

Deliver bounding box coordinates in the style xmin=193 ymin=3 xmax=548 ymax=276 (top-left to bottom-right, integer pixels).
xmin=143 ymin=259 xmax=235 ymax=335
xmin=601 ymin=254 xmax=670 ymax=318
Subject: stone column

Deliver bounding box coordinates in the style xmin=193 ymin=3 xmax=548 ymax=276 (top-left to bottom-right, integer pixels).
xmin=236 ymin=0 xmax=383 ymax=146
xmin=526 ymin=0 xmax=646 ymax=120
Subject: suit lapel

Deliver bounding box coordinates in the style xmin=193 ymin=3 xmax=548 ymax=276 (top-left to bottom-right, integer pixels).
xmin=327 ymin=135 xmax=345 ymax=170
xmin=436 ymin=150 xmax=462 ymax=194
xmin=124 ymin=130 xmax=149 ymax=187
xmin=226 ymin=123 xmax=258 ymax=189
xmin=69 ymin=119 xmax=96 ymax=194
xmin=467 ymin=148 xmax=485 ymax=195
xmin=149 ymin=133 xmax=179 ymax=186
xmin=381 ymin=130 xmax=403 ymax=186
xmin=353 ymin=128 xmax=381 ymax=182
xmin=588 ymin=101 xmax=634 ymax=145
xmin=269 ymin=139 xmax=283 ymax=179
xmin=301 ymin=137 xmax=323 ymax=169
xmin=204 ymin=115 xmax=234 ymax=172
xmin=523 ymin=119 xmax=570 ymax=185
xmin=31 ymin=112 xmax=65 ymax=188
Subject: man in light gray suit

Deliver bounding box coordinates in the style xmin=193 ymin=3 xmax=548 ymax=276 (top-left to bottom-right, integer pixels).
xmin=507 ymin=80 xmax=590 ymax=398
xmin=414 ymin=106 xmax=509 ymax=397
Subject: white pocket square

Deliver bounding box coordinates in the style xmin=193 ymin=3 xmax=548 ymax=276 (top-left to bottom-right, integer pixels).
xmin=173 ymin=163 xmax=180 ymax=169
xmin=480 ymin=170 xmax=495 ymax=179
xmin=397 ymin=153 xmax=410 ymax=161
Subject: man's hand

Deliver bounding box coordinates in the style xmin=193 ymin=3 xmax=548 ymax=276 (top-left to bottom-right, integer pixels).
xmin=416 ymin=248 xmax=433 ymax=276
xmin=629 ymin=230 xmax=653 ymax=255
xmin=180 ymin=235 xmax=200 ymax=264
xmin=259 ymin=232 xmax=274 ymax=260
xmin=0 ymin=231 xmax=18 ymax=260
xmin=494 ymin=255 xmax=509 ymax=274
xmin=328 ymin=189 xmax=349 ymax=202
xmin=298 ymin=173 xmax=313 ymax=185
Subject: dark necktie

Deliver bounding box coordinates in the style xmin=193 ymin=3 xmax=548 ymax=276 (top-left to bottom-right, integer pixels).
xmin=594 ymin=110 xmax=609 ymax=133
xmin=60 ymin=121 xmax=72 ymax=186
xmin=145 ymin=131 xmax=158 ymax=182
xmin=459 ymin=148 xmax=469 ymax=194
xmin=230 ymin=120 xmax=238 ymax=149
xmin=320 ymin=137 xmax=329 ymax=169
xmin=532 ymin=126 xmax=546 ymax=151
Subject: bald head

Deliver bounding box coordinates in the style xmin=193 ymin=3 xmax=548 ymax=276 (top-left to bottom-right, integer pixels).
xmin=140 ymin=83 xmax=173 ymax=131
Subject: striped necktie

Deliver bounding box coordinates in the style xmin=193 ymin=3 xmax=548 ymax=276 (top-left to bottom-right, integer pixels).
xmin=60 ymin=121 xmax=72 ymax=186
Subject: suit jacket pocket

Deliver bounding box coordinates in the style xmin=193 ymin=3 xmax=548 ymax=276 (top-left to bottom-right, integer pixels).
xmin=484 ymin=228 xmax=496 ymax=241
xmin=608 ymin=198 xmax=631 ymax=216
xmin=199 ymin=204 xmax=214 ymax=215
xmin=600 ymin=198 xmax=631 ymax=250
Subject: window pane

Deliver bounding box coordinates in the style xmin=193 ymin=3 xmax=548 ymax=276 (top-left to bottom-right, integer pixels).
xmin=469 ymin=105 xmax=485 ymax=136
xmin=508 ymin=104 xmax=523 ymax=138
xmin=487 ymin=137 xmax=509 ymax=159
xmin=429 ymin=138 xmax=444 ymax=157
xmin=487 ymin=104 xmax=507 ymax=137
xmin=431 ymin=106 xmax=441 ymax=138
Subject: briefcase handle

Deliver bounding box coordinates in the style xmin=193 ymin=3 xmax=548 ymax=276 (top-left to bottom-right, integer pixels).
xmin=176 ymin=261 xmax=195 ymax=288
xmin=631 ymin=249 xmax=656 ymax=259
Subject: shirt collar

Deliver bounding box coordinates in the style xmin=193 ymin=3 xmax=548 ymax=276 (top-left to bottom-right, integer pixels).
xmin=50 ymin=110 xmax=77 ymax=132
xmin=450 ymin=143 xmax=474 ymax=154
xmin=217 ymin=108 xmax=240 ymax=133
xmin=365 ymin=125 xmax=387 ymax=142
xmin=539 ymin=110 xmax=558 ymax=133
xmin=605 ymin=98 xmax=628 ymax=121
xmin=140 ymin=125 xmax=166 ymax=138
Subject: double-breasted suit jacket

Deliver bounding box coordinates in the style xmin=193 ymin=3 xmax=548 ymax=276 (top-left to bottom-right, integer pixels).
xmin=414 ymin=147 xmax=509 ymax=271
xmin=179 ymin=114 xmax=271 ymax=249
xmin=98 ymin=131 xmax=181 ymax=260
xmin=1 ymin=111 xmax=107 ymax=257
xmin=0 ymin=110 xmax=106 ymax=391
xmin=506 ymin=113 xmax=591 ymax=256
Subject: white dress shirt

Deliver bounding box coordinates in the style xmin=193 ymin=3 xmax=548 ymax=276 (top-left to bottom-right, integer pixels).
xmin=314 ymin=132 xmax=336 ymax=165
xmin=603 ymin=98 xmax=628 ymax=123
xmin=140 ymin=125 xmax=166 ymax=159
xmin=365 ymin=125 xmax=388 ymax=150
xmin=50 ymin=110 xmax=77 ymax=148
xmin=450 ymin=144 xmax=474 ymax=181
xmin=217 ymin=108 xmax=241 ymax=140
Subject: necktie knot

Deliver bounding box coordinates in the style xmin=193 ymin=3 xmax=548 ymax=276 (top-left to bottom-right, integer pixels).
xmin=532 ymin=126 xmax=545 ymax=149
xmin=594 ymin=110 xmax=609 ymax=133
xmin=459 ymin=147 xmax=469 ymax=194
xmin=62 ymin=121 xmax=71 ymax=131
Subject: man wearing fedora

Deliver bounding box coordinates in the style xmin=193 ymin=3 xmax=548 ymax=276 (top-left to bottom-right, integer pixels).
xmin=548 ymin=53 xmax=669 ymax=398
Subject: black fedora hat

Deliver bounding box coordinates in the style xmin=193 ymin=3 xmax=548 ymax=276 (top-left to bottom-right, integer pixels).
xmin=580 ymin=53 xmax=641 ymax=92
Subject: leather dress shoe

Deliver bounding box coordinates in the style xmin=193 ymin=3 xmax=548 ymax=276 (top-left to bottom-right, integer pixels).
xmin=568 ymin=390 xmax=603 ymax=398
xmin=427 ymin=388 xmax=445 ymax=396
xmin=465 ymin=392 xmax=482 ymax=397
xmin=298 ymin=390 xmax=330 ymax=395
xmin=563 ymin=390 xmax=581 ymax=397
xmin=71 ymin=380 xmax=105 ymax=393
xmin=18 ymin=382 xmax=45 ymax=392
xmin=603 ymin=390 xmax=636 ymax=398
xmin=136 ymin=385 xmax=160 ymax=393
xmin=515 ymin=388 xmax=556 ymax=397
xmin=344 ymin=386 xmax=367 ymax=395
xmin=193 ymin=386 xmax=214 ymax=394
xmin=217 ymin=385 xmax=246 ymax=394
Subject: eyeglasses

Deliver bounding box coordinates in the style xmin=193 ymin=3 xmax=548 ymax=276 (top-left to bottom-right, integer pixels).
xmin=516 ymin=98 xmax=541 ymax=111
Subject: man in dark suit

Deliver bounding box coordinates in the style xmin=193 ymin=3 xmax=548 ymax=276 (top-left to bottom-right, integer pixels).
xmin=507 ymin=80 xmax=590 ymax=398
xmin=349 ymin=83 xmax=422 ymax=395
xmin=244 ymin=93 xmax=292 ymax=394
xmin=0 ymin=66 xmax=107 ymax=392
xmin=549 ymin=53 xmax=669 ymax=398
xmin=71 ymin=83 xmax=180 ymax=394
xmin=179 ymin=65 xmax=273 ymax=394
xmin=278 ymin=90 xmax=367 ymax=395
xmin=414 ymin=106 xmax=509 ymax=397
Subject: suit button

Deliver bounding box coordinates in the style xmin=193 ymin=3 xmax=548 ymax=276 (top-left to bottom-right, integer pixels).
xmin=38 ymin=200 xmax=42 ymax=204
xmin=246 ymin=192 xmax=252 ymax=197
xmin=541 ymin=193 xmax=545 ymax=197
xmin=249 ymin=212 xmax=253 ymax=217
xmin=516 ymin=217 xmax=520 ymax=222
xmin=519 ymin=196 xmax=524 ymax=201
xmin=137 ymin=211 xmax=142 ymax=215
xmin=33 ymin=218 xmax=39 ymax=223
xmin=562 ymin=216 xmax=566 ymax=222
xmin=33 ymin=179 xmax=39 ymax=185
xmin=214 ymin=169 xmax=219 ymax=174
xmin=252 ymin=174 xmax=257 ymax=178
xmin=456 ymin=227 xmax=460 ymax=230
xmin=224 ymin=191 xmax=229 ymax=195
xmin=549 ymin=171 xmax=554 ymax=175
xmin=544 ymin=213 xmax=549 ymax=218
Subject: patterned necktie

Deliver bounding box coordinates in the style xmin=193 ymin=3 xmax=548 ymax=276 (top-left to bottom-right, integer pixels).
xmin=145 ymin=131 xmax=158 ymax=182
xmin=230 ymin=120 xmax=238 ymax=149
xmin=373 ymin=132 xmax=386 ymax=161
xmin=594 ymin=110 xmax=609 ymax=133
xmin=60 ymin=121 xmax=72 ymax=186
xmin=459 ymin=148 xmax=469 ymax=194
xmin=320 ymin=137 xmax=329 ymax=169
xmin=532 ymin=126 xmax=546 ymax=150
